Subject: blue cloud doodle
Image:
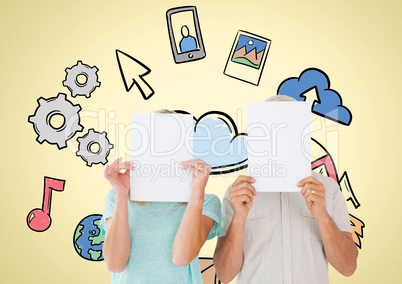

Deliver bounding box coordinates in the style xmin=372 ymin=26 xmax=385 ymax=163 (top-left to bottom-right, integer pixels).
xmin=175 ymin=110 xmax=248 ymax=175
xmin=277 ymin=68 xmax=352 ymax=125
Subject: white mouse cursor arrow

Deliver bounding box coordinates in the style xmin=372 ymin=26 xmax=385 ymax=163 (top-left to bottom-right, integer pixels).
xmin=116 ymin=49 xmax=155 ymax=100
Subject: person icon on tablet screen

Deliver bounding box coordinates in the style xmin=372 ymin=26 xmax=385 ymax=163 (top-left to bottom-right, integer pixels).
xmin=179 ymin=25 xmax=198 ymax=53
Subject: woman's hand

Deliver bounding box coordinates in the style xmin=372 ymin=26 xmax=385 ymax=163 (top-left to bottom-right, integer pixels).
xmin=173 ymin=158 xmax=214 ymax=266
xmin=104 ymin=158 xmax=135 ymax=199
xmin=181 ymin=159 xmax=211 ymax=192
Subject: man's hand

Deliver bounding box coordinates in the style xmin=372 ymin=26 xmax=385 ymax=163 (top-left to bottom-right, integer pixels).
xmin=299 ymin=176 xmax=359 ymax=276
xmin=298 ymin=176 xmax=328 ymax=221
xmin=229 ymin=175 xmax=257 ymax=219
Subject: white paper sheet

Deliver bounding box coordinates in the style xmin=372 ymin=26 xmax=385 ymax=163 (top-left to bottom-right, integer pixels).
xmin=247 ymin=102 xmax=311 ymax=192
xmin=130 ymin=113 xmax=194 ymax=202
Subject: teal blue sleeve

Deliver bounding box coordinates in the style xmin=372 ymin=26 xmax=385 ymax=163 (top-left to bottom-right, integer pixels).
xmin=202 ymin=194 xmax=222 ymax=240
xmin=99 ymin=189 xmax=116 ymax=236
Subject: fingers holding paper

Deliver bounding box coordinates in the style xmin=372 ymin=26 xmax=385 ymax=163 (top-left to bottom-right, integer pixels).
xmin=229 ymin=176 xmax=257 ymax=219
xmin=298 ymin=176 xmax=327 ymax=220
xmin=104 ymin=158 xmax=135 ymax=199
xmin=182 ymin=159 xmax=211 ymax=191
xmin=182 ymin=158 xmax=211 ymax=175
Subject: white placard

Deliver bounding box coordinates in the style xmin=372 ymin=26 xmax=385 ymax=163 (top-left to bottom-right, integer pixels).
xmin=130 ymin=113 xmax=194 ymax=202
xmin=247 ymin=102 xmax=311 ymax=192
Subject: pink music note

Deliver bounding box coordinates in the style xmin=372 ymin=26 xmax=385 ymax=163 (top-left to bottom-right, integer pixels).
xmin=26 ymin=176 xmax=65 ymax=232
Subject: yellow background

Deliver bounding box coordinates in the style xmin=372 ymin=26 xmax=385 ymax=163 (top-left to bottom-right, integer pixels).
xmin=1 ymin=0 xmax=400 ymax=283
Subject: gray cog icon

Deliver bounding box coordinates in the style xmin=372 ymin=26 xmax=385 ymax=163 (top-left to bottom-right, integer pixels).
xmin=28 ymin=93 xmax=83 ymax=149
xmin=63 ymin=60 xmax=101 ymax=98
xmin=76 ymin=129 xmax=114 ymax=166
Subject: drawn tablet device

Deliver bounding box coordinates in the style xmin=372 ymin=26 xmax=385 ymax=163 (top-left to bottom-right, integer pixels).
xmin=224 ymin=30 xmax=271 ymax=86
xmin=166 ymin=6 xmax=206 ymax=63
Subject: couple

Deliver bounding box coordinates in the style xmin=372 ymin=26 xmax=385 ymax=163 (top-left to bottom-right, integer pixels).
xmin=100 ymin=96 xmax=358 ymax=283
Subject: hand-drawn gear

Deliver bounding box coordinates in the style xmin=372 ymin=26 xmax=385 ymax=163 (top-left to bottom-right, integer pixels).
xmin=28 ymin=93 xmax=83 ymax=149
xmin=76 ymin=129 xmax=114 ymax=166
xmin=62 ymin=60 xmax=101 ymax=98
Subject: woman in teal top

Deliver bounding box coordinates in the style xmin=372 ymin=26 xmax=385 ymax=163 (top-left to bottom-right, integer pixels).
xmin=100 ymin=157 xmax=221 ymax=283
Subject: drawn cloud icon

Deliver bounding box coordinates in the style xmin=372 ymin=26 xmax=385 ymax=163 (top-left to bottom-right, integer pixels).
xmin=277 ymin=68 xmax=352 ymax=125
xmin=175 ymin=110 xmax=248 ymax=175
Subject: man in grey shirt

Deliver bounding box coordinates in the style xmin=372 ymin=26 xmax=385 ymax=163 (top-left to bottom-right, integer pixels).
xmin=213 ymin=96 xmax=358 ymax=284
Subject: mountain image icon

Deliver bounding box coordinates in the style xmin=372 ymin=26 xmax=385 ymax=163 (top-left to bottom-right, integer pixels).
xmin=224 ymin=30 xmax=271 ymax=86
xmin=231 ymin=46 xmax=264 ymax=69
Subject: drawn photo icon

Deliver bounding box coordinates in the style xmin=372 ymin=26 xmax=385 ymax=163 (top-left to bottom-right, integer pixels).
xmin=224 ymin=30 xmax=271 ymax=86
xmin=231 ymin=35 xmax=267 ymax=69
